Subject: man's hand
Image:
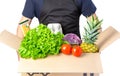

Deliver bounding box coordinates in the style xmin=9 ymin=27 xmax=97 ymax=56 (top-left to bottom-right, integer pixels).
xmin=17 ymin=25 xmax=24 ymax=39
xmin=16 ymin=16 xmax=31 ymax=39
xmin=87 ymin=13 xmax=98 ymax=21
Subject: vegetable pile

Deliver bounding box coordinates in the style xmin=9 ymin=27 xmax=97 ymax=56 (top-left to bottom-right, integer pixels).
xmin=18 ymin=24 xmax=64 ymax=59
xmin=61 ymin=33 xmax=83 ymax=57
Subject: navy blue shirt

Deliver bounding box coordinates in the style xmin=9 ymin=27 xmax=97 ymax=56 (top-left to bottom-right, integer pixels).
xmin=22 ymin=0 xmax=96 ymax=20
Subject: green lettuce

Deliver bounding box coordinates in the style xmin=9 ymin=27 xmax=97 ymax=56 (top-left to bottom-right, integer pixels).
xmin=18 ymin=24 xmax=64 ymax=59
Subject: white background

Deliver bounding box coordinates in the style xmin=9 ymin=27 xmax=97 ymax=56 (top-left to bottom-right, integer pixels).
xmin=0 ymin=0 xmax=120 ymax=76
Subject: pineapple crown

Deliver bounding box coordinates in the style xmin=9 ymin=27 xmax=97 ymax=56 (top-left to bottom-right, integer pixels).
xmin=82 ymin=16 xmax=103 ymax=44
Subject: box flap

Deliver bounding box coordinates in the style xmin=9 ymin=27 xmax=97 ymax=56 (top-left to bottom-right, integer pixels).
xmin=96 ymin=26 xmax=120 ymax=51
xmin=18 ymin=53 xmax=103 ymax=73
xmin=0 ymin=30 xmax=22 ymax=50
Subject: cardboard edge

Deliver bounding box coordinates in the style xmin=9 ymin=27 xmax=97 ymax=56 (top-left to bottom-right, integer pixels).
xmin=0 ymin=30 xmax=22 ymax=50
xmin=95 ymin=26 xmax=120 ymax=52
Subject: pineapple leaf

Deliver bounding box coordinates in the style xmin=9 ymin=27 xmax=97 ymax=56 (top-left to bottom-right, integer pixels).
xmin=83 ymin=15 xmax=103 ymax=44
xmin=93 ymin=19 xmax=103 ymax=28
xmin=89 ymin=32 xmax=99 ymax=40
xmin=91 ymin=37 xmax=97 ymax=42
xmin=84 ymin=27 xmax=91 ymax=35
xmin=91 ymin=15 xmax=94 ymax=22
xmin=83 ymin=34 xmax=89 ymax=41
xmin=90 ymin=26 xmax=100 ymax=34
xmin=87 ymin=21 xmax=93 ymax=30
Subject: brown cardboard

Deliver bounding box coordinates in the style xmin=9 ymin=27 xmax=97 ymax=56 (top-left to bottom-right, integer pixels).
xmin=0 ymin=26 xmax=120 ymax=75
xmin=21 ymin=73 xmax=99 ymax=76
xmin=21 ymin=73 xmax=43 ymax=76
xmin=18 ymin=53 xmax=102 ymax=73
xmin=96 ymin=26 xmax=120 ymax=51
xmin=0 ymin=30 xmax=22 ymax=50
xmin=48 ymin=73 xmax=99 ymax=76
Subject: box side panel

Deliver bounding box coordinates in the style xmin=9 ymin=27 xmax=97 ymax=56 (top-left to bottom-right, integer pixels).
xmin=21 ymin=73 xmax=99 ymax=76
xmin=48 ymin=73 xmax=99 ymax=76
xmin=18 ymin=53 xmax=103 ymax=73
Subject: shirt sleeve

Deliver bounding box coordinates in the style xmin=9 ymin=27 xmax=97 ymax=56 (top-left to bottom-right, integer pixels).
xmin=81 ymin=0 xmax=97 ymax=17
xmin=22 ymin=0 xmax=35 ymax=19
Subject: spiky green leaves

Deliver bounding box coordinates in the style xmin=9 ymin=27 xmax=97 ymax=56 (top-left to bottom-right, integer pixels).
xmin=83 ymin=16 xmax=103 ymax=44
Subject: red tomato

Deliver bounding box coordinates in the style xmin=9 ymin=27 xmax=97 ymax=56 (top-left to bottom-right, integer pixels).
xmin=61 ymin=44 xmax=72 ymax=55
xmin=72 ymin=46 xmax=82 ymax=57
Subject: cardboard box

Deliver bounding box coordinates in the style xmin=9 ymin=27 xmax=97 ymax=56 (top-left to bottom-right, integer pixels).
xmin=0 ymin=26 xmax=120 ymax=76
xmin=21 ymin=73 xmax=99 ymax=76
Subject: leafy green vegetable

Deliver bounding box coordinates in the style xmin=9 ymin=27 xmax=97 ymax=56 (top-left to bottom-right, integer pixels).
xmin=18 ymin=24 xmax=64 ymax=59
